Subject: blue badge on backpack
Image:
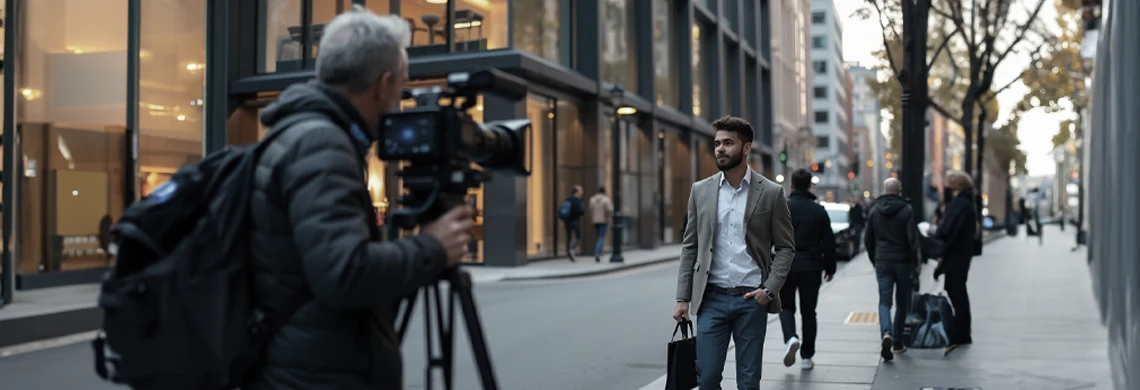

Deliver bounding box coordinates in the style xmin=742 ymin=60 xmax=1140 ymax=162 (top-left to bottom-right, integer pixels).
xmin=149 ymin=181 xmax=179 ymax=204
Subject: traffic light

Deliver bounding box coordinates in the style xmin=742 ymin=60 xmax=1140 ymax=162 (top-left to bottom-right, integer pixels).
xmin=811 ymin=163 xmax=820 ymax=172
xmin=778 ymin=151 xmax=787 ymax=163
xmin=847 ymin=171 xmax=856 ymax=180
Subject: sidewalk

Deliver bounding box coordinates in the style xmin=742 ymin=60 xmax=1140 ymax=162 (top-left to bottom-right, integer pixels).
xmin=642 ymin=226 xmax=1113 ymax=389
xmin=462 ymin=244 xmax=682 ymax=283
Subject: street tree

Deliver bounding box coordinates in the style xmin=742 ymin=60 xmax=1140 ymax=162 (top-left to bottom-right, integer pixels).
xmin=1016 ymin=0 xmax=1089 ymax=149
xmin=860 ymin=0 xmax=1049 ymax=187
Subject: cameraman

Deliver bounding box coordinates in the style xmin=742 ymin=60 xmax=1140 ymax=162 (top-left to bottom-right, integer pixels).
xmin=246 ymin=6 xmax=472 ymax=389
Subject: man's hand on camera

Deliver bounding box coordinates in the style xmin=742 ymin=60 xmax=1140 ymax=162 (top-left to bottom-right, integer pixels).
xmin=421 ymin=206 xmax=474 ymax=267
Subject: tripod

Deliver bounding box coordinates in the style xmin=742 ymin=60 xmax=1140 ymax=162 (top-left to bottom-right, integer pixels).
xmin=390 ymin=224 xmax=499 ymax=390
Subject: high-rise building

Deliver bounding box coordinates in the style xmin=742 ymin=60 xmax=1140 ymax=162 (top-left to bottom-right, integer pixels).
xmin=847 ymin=64 xmax=885 ymax=197
xmin=809 ymin=0 xmax=848 ymax=199
xmin=771 ymin=0 xmax=816 ymax=183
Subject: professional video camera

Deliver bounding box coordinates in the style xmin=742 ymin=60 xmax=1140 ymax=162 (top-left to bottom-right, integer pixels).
xmin=376 ymin=69 xmax=532 ymax=390
xmin=378 ymin=69 xmax=532 ymax=230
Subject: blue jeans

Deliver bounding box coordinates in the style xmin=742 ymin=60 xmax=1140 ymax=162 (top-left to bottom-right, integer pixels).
xmin=593 ymin=223 xmax=607 ymax=257
xmin=875 ymin=262 xmax=914 ymax=346
xmin=695 ymin=290 xmax=769 ymax=390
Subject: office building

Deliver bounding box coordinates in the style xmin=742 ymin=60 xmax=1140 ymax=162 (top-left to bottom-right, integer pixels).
xmin=0 ymin=0 xmax=775 ymax=301
xmin=847 ymin=64 xmax=884 ymax=196
xmin=808 ymin=0 xmax=848 ymax=199
xmin=770 ymin=0 xmax=816 ymax=181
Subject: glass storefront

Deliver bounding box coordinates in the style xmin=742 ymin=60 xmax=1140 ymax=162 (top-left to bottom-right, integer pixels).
xmin=525 ymin=95 xmax=554 ymax=256
xmin=553 ymin=100 xmax=586 ymax=254
xmin=662 ymin=129 xmax=692 ymax=243
xmin=696 ymin=135 xmax=718 ymax=179
xmin=512 ymin=0 xmax=571 ymax=67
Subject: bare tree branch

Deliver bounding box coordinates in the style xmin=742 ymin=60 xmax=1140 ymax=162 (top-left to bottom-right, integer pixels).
xmin=993 ymin=0 xmax=1048 ymax=67
xmin=872 ymin=0 xmax=901 ymax=76
xmin=928 ymin=97 xmax=966 ymax=127
xmin=928 ymin=25 xmax=960 ymax=70
xmin=981 ymin=71 xmax=1025 ymax=104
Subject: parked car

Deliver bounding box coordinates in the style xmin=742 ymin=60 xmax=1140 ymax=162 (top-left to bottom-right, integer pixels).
xmin=821 ymin=202 xmax=860 ymax=260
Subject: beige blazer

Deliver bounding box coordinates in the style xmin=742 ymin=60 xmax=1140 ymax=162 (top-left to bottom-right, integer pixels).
xmin=675 ymin=170 xmax=796 ymax=315
xmin=588 ymin=193 xmax=613 ymax=224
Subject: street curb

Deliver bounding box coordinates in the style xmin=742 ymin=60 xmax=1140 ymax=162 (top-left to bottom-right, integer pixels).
xmin=497 ymin=256 xmax=679 ymax=282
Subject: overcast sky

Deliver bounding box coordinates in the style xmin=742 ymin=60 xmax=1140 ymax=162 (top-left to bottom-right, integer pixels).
xmin=834 ymin=0 xmax=1065 ymax=176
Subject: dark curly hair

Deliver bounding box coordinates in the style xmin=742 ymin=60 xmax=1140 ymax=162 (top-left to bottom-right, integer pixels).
xmin=711 ymin=116 xmax=755 ymax=144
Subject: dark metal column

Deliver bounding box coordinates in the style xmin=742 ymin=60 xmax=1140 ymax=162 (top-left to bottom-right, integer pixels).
xmin=126 ymin=0 xmax=141 ymax=207
xmin=205 ymin=0 xmax=231 ymax=154
xmin=900 ymin=0 xmax=930 ymax=217
xmin=610 ymin=114 xmax=624 ymax=263
xmin=1 ymin=0 xmax=19 ymax=305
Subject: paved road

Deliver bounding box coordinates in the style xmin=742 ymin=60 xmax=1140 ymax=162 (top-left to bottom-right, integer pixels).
xmin=0 ymin=257 xmax=853 ymax=390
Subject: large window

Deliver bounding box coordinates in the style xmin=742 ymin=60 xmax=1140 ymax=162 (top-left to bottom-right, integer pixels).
xmin=692 ymin=23 xmax=709 ymax=119
xmin=602 ymin=0 xmax=638 ymax=91
xmin=140 ymin=0 xmax=206 ymax=198
xmin=660 ymin=129 xmax=692 ymax=243
xmin=696 ymin=136 xmax=718 ymax=179
xmin=814 ymin=86 xmax=828 ymax=98
xmin=813 ymin=60 xmax=827 ymax=74
xmin=812 ymin=11 xmax=825 ymax=24
xmin=13 ymin=0 xmax=132 ymax=275
xmin=812 ymin=36 xmax=826 ymax=49
xmin=554 ymin=100 xmax=585 ymax=254
xmin=653 ymin=0 xmax=678 ymax=107
xmin=618 ymin=120 xmax=643 ymax=247
xmin=815 ymin=111 xmax=829 ymax=123
xmin=525 ymin=95 xmax=556 ymax=256
xmin=262 ymin=0 xmax=509 ymax=72
xmin=512 ymin=0 xmax=570 ymax=67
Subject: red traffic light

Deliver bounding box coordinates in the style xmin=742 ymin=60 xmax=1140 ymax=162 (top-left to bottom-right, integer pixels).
xmin=847 ymin=172 xmax=855 ymax=180
xmin=811 ymin=164 xmax=820 ymax=172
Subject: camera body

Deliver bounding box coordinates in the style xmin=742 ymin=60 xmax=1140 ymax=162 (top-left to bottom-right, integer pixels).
xmin=377 ymin=69 xmax=532 ymax=230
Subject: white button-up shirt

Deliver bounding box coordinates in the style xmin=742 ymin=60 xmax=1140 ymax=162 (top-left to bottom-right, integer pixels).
xmin=708 ymin=167 xmax=764 ymax=288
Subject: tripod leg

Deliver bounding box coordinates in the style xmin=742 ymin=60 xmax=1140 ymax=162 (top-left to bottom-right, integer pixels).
xmin=398 ymin=290 xmax=419 ymax=342
xmin=450 ymin=270 xmax=500 ymax=390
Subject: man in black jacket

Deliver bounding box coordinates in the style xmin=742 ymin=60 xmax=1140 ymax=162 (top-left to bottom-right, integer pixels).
xmin=863 ymin=177 xmax=921 ymax=361
xmin=247 ymin=6 xmax=474 ymax=389
xmin=778 ymin=169 xmax=837 ymax=371
xmin=559 ymin=185 xmax=587 ymax=261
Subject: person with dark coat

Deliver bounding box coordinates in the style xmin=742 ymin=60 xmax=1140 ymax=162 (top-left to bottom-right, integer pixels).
xmin=559 ymin=185 xmax=587 ymax=261
xmin=863 ymin=177 xmax=921 ymax=361
xmin=849 ymin=200 xmax=866 ymax=252
xmin=777 ymin=169 xmax=837 ymax=370
xmin=933 ymin=170 xmax=979 ymax=355
xmin=247 ymin=7 xmax=474 ymax=389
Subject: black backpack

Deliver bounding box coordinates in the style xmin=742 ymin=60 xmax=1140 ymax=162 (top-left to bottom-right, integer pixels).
xmin=92 ymin=113 xmax=324 ymax=390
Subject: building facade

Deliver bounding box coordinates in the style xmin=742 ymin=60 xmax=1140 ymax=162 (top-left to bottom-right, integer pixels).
xmin=847 ymin=64 xmax=883 ymax=197
xmin=769 ymin=0 xmax=815 ymax=183
xmin=808 ymin=0 xmax=847 ymax=199
xmin=0 ymin=0 xmax=775 ymax=297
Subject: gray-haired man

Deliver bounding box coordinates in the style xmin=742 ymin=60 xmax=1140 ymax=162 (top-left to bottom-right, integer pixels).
xmin=246 ymin=6 xmax=475 ymax=389
xmin=863 ymin=178 xmax=921 ymax=361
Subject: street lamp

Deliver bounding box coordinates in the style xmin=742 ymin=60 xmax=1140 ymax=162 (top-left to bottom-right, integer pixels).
xmin=609 ymin=84 xmax=636 ymax=263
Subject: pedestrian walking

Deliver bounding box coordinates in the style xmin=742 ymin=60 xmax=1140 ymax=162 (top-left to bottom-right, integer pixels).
xmin=849 ymin=199 xmax=866 ymax=253
xmin=558 ymin=185 xmax=586 ymax=261
xmin=587 ymin=186 xmax=614 ymax=262
xmin=777 ymin=169 xmax=837 ymax=370
xmin=933 ymin=170 xmax=978 ymax=354
xmin=862 ymin=178 xmax=921 ymax=361
xmin=672 ymin=116 xmax=796 ymax=390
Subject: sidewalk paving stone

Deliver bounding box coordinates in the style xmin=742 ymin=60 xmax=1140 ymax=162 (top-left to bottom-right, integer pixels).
xmin=462 ymin=244 xmax=682 ymax=283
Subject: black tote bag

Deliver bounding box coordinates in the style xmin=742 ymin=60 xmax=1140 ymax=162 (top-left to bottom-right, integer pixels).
xmin=666 ymin=318 xmax=699 ymax=390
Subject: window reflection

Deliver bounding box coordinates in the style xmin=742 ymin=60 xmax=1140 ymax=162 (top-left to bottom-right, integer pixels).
xmin=692 ymin=23 xmax=709 ymax=120
xmin=400 ymin=0 xmax=508 ymax=57
xmin=697 ymin=136 xmax=717 ymax=178
xmin=263 ymin=0 xmax=303 ymax=72
xmin=512 ymin=0 xmax=566 ymax=65
xmin=525 ymin=95 xmax=555 ymax=256
xmin=16 ymin=0 xmax=131 ymax=274
xmin=653 ymin=0 xmax=677 ymax=107
xmin=602 ymin=0 xmax=638 ymax=91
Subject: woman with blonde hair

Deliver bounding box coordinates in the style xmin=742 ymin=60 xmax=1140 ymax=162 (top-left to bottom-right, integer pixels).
xmin=932 ymin=169 xmax=977 ymax=354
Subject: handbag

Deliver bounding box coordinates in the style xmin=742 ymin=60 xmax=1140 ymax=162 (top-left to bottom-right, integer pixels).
xmin=666 ymin=318 xmax=699 ymax=390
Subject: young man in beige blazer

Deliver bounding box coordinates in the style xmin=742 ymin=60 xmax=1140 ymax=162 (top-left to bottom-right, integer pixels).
xmin=671 ymin=116 xmax=796 ymax=390
xmin=587 ymin=187 xmax=614 ymax=262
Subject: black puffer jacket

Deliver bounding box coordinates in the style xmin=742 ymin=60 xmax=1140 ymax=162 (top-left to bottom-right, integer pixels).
xmin=863 ymin=194 xmax=920 ymax=264
xmin=246 ymin=81 xmax=449 ymax=390
xmin=786 ymin=190 xmax=837 ymax=275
